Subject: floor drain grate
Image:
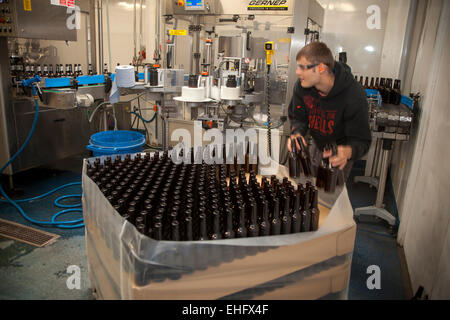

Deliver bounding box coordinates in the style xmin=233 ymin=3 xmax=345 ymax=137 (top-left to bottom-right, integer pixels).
xmin=0 ymin=218 xmax=60 ymax=247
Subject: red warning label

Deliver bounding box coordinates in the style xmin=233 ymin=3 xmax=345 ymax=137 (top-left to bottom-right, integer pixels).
xmin=51 ymin=0 xmax=75 ymax=8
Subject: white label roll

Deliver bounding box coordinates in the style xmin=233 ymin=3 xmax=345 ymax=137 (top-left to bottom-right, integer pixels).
xmin=115 ymin=65 xmax=136 ymax=88
xmin=221 ymin=87 xmax=241 ymax=100
xmin=181 ymin=87 xmax=206 ymax=102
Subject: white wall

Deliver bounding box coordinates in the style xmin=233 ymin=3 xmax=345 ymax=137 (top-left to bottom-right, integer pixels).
xmin=97 ymin=0 xmax=157 ymax=70
xmin=391 ymin=0 xmax=442 ymax=221
xmin=95 ymin=0 xmax=159 ymax=144
xmin=395 ymin=0 xmax=450 ymax=299
xmin=402 ymin=0 xmax=427 ymax=97
xmin=317 ymin=0 xmax=450 ymax=298
xmin=379 ymin=0 xmax=411 ymax=79
xmin=317 ymin=0 xmax=389 ymax=78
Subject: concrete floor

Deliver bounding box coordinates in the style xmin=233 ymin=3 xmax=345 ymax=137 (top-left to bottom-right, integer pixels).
xmin=0 ymin=153 xmax=93 ymax=300
xmin=0 ymin=153 xmax=412 ymax=300
xmin=346 ymin=164 xmax=412 ymax=299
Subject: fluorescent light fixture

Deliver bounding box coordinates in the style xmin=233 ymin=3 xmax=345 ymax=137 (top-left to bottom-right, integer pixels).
xmin=118 ymin=2 xmax=146 ymax=10
xmin=337 ymin=3 xmax=356 ymax=12
xmin=326 ymin=2 xmax=355 ymax=12
xmin=365 ymin=46 xmax=375 ymax=52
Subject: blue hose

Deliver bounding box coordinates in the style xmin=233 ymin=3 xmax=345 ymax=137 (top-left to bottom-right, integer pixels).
xmin=0 ymin=98 xmax=84 ymax=229
xmin=54 ymin=194 xmax=82 ymax=208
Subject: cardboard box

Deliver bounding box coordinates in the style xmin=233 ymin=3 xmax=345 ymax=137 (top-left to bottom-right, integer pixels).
xmin=251 ymin=259 xmax=352 ymax=300
xmin=82 ymin=155 xmax=356 ymax=300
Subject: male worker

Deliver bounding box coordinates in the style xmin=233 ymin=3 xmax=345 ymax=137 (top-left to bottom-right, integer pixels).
xmin=287 ymin=42 xmax=371 ymax=180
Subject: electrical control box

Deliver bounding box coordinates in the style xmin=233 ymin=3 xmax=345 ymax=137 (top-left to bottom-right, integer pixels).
xmin=0 ymin=0 xmax=16 ymax=37
xmin=164 ymin=0 xmax=218 ymax=15
xmin=0 ymin=0 xmax=76 ymax=40
xmin=185 ymin=0 xmax=205 ymax=11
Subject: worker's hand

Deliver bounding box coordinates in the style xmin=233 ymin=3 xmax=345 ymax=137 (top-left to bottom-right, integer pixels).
xmin=287 ymin=134 xmax=306 ymax=152
xmin=323 ymin=145 xmax=352 ymax=170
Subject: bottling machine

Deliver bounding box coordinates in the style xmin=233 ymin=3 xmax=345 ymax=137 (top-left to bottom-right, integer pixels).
xmin=121 ymin=0 xmax=324 ymax=162
xmin=0 ymin=0 xmax=128 ymax=179
xmin=0 ymin=0 xmax=324 ymax=180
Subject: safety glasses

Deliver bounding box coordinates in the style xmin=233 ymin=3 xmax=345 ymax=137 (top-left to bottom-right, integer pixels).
xmin=297 ymin=63 xmax=319 ymax=71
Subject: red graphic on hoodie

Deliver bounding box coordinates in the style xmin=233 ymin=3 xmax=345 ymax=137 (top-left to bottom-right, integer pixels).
xmin=303 ymin=95 xmax=315 ymax=110
xmin=299 ymin=95 xmax=337 ymax=136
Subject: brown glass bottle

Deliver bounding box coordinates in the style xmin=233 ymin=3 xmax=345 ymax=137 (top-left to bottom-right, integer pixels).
xmin=247 ymin=201 xmax=259 ymax=237
xmin=124 ymin=207 xmax=137 ymax=225
xmin=135 ymin=216 xmax=144 ymax=227
xmin=184 ymin=216 xmax=193 ymax=241
xmin=374 ymin=77 xmax=380 ymax=91
xmin=153 ymin=222 xmax=163 ymax=240
xmin=154 ymin=208 xmax=164 ymax=225
xmin=259 ymin=200 xmax=270 ymax=236
xmin=310 ymin=187 xmax=320 ymax=231
xmin=291 ymin=192 xmax=301 ymax=233
xmin=336 ymin=165 xmax=345 ymax=187
xmin=288 ymin=138 xmax=299 ymax=178
xmin=316 ymin=157 xmax=327 ymax=189
xmin=210 ymin=209 xmax=222 ymax=240
xmin=364 ymin=77 xmax=369 ymax=89
xmin=236 ymin=205 xmax=248 ymax=238
xmin=170 ymin=206 xmax=179 ymax=222
xmin=271 ymin=198 xmax=281 ymax=235
xmin=68 ymin=64 xmax=73 ymax=77
xmin=223 ymin=208 xmax=235 ymax=239
xmin=379 ymin=78 xmax=387 ymax=102
xmin=198 ymin=213 xmax=208 ymax=241
xmin=393 ymin=79 xmax=402 ymax=105
xmin=49 ymin=64 xmax=54 ymax=77
xmin=324 ymin=145 xmax=338 ymax=194
xmin=171 ymin=220 xmax=180 ymax=241
xmin=297 ymin=137 xmax=313 ymax=177
xmin=300 ymin=188 xmax=311 ymax=232
xmin=137 ymin=223 xmax=146 ymax=235
xmin=261 ymin=177 xmax=269 ymax=191
xmin=238 ymin=169 xmax=246 ymax=186
xmin=140 ymin=210 xmax=149 ymax=228
xmin=270 ymin=175 xmax=277 ymax=187
xmin=386 ymin=78 xmax=394 ymax=104
xmin=281 ymin=195 xmax=291 ymax=234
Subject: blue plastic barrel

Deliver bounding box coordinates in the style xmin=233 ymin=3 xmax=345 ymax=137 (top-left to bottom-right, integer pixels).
xmin=87 ymin=130 xmax=146 ymax=156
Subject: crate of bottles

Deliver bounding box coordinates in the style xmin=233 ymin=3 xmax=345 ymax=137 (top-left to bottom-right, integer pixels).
xmin=82 ymin=151 xmax=356 ymax=300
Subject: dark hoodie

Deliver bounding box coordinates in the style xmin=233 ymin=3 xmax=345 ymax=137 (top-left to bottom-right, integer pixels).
xmin=288 ymin=61 xmax=372 ymax=161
